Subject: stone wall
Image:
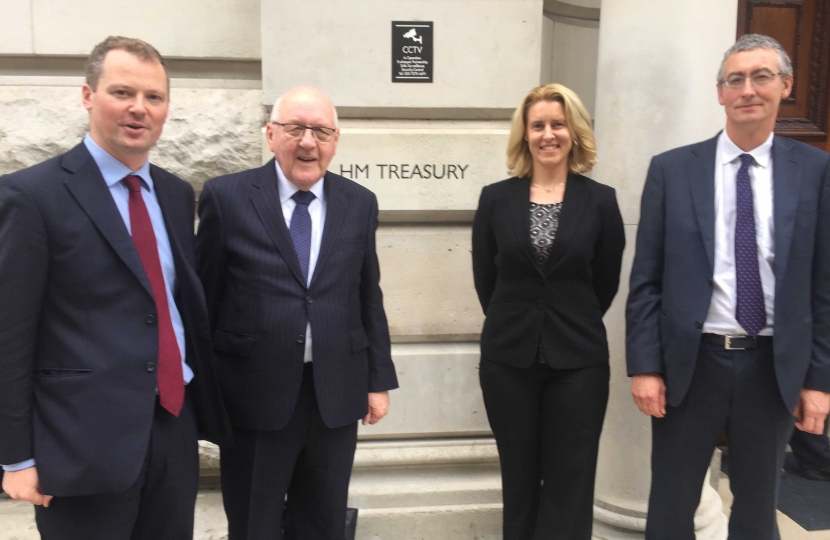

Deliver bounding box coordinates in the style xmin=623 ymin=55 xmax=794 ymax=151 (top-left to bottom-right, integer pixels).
xmin=0 ymin=1 xmax=614 ymax=538
xmin=0 ymin=86 xmax=264 ymax=181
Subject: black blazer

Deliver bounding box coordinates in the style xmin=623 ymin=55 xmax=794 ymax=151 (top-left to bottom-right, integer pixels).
xmin=472 ymin=174 xmax=625 ymax=369
xmin=627 ymin=134 xmax=830 ymax=411
xmin=0 ymin=143 xmax=230 ymax=497
xmin=195 ymin=161 xmax=399 ymax=433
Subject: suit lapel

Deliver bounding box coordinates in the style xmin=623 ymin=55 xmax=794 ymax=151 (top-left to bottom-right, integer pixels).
xmin=250 ymin=160 xmax=307 ymax=287
xmin=62 ymin=144 xmax=153 ymax=296
xmin=771 ymin=136 xmax=800 ymax=280
xmin=508 ymin=177 xmax=539 ymax=272
xmin=310 ymin=172 xmax=348 ymax=288
xmin=544 ymin=173 xmax=587 ymax=275
xmin=689 ymin=136 xmax=718 ymax=273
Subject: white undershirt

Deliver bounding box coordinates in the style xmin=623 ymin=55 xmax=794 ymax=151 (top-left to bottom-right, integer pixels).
xmin=702 ymin=131 xmax=775 ymax=336
xmin=275 ymin=162 xmax=326 ymax=362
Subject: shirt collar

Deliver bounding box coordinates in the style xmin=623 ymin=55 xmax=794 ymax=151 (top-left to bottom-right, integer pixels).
xmin=83 ymin=133 xmax=153 ymax=190
xmin=719 ymin=130 xmax=774 ymax=169
xmin=274 ymin=161 xmax=325 ymax=204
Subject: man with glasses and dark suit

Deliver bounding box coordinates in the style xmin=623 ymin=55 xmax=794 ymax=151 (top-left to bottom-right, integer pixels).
xmin=196 ymin=86 xmax=398 ymax=540
xmin=627 ymin=34 xmax=830 ymax=539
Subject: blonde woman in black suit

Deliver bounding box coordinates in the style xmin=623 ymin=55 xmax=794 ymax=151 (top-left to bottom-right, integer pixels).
xmin=472 ymin=83 xmax=625 ymax=539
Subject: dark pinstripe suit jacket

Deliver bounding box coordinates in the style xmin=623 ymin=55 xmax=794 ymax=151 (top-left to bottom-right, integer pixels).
xmin=195 ymin=161 xmax=398 ymax=431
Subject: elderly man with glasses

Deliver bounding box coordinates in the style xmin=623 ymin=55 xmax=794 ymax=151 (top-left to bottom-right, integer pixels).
xmin=195 ymin=86 xmax=398 ymax=540
xmin=627 ymin=34 xmax=830 ymax=539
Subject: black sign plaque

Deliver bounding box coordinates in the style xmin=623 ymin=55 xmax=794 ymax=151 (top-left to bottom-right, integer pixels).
xmin=392 ymin=21 xmax=433 ymax=83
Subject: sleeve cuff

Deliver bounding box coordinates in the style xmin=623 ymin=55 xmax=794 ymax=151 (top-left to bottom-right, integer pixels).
xmin=2 ymin=459 xmax=35 ymax=472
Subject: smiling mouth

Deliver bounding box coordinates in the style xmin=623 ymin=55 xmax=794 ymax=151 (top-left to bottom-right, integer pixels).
xmin=297 ymin=156 xmax=317 ymax=163
xmin=123 ymin=123 xmax=147 ymax=133
xmin=540 ymin=145 xmax=560 ymax=151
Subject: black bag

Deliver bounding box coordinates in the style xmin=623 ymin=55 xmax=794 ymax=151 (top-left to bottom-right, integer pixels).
xmin=345 ymin=507 xmax=358 ymax=540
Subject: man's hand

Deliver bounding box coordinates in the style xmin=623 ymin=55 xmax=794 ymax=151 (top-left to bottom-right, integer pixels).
xmin=1 ymin=467 xmax=53 ymax=507
xmin=631 ymin=373 xmax=667 ymax=418
xmin=794 ymin=389 xmax=830 ymax=434
xmin=363 ymin=391 xmax=390 ymax=425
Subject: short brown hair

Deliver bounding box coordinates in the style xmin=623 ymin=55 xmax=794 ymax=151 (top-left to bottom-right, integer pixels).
xmin=506 ymin=83 xmax=597 ymax=177
xmin=85 ymin=36 xmax=169 ymax=91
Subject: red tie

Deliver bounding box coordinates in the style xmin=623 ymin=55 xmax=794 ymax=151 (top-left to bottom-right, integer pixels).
xmin=124 ymin=175 xmax=184 ymax=416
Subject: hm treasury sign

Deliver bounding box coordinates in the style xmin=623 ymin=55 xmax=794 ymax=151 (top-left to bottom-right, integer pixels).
xmin=392 ymin=22 xmax=433 ymax=83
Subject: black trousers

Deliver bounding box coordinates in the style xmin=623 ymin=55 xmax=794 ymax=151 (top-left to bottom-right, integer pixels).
xmin=790 ymin=417 xmax=830 ymax=471
xmin=646 ymin=338 xmax=794 ymax=540
xmin=479 ymin=359 xmax=609 ymax=540
xmin=35 ymin=392 xmax=199 ymax=540
xmin=221 ymin=363 xmax=358 ymax=540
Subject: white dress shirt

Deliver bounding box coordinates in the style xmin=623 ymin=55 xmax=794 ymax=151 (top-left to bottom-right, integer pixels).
xmin=275 ymin=162 xmax=326 ymax=362
xmin=702 ymin=131 xmax=775 ymax=336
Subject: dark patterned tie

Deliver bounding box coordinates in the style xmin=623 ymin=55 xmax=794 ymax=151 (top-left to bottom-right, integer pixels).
xmin=124 ymin=175 xmax=184 ymax=416
xmin=734 ymin=154 xmax=766 ymax=337
xmin=290 ymin=190 xmax=316 ymax=283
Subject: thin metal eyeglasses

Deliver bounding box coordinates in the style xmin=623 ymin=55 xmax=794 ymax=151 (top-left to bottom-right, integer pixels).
xmin=272 ymin=121 xmax=336 ymax=143
xmin=719 ymin=71 xmax=784 ymax=89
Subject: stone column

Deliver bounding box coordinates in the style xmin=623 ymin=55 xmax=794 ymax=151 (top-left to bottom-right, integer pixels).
xmin=590 ymin=1 xmax=738 ymax=538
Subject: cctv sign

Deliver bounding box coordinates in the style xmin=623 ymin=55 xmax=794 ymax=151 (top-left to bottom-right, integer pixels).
xmin=392 ymin=21 xmax=433 ymax=83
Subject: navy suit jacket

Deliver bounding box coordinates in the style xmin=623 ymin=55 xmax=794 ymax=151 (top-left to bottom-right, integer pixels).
xmin=0 ymin=143 xmax=230 ymax=497
xmin=626 ymin=134 xmax=830 ymax=412
xmin=472 ymin=174 xmax=625 ymax=369
xmin=195 ymin=161 xmax=398 ymax=432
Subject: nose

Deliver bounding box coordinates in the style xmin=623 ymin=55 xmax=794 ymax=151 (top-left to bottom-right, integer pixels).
xmin=128 ymin=95 xmax=148 ymax=115
xmin=740 ymin=76 xmax=757 ymax=97
xmin=298 ymin=127 xmax=316 ymax=147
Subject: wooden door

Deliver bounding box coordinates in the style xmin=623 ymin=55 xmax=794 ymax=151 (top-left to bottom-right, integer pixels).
xmin=737 ymin=0 xmax=830 ymax=151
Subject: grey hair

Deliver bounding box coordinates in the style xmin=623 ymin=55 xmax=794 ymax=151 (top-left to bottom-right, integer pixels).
xmin=269 ymin=92 xmax=340 ymax=128
xmin=717 ymin=34 xmax=793 ymax=82
xmin=86 ymin=36 xmax=169 ymax=92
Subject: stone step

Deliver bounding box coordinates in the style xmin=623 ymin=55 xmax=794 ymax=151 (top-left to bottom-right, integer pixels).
xmin=1 ymin=438 xmax=504 ymax=540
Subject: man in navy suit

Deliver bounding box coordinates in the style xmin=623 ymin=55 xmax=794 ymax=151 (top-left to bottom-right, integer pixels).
xmin=196 ymin=86 xmax=398 ymax=540
xmin=627 ymin=34 xmax=830 ymax=539
xmin=0 ymin=37 xmax=229 ymax=539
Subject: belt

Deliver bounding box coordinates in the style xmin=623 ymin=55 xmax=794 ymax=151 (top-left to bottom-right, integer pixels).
xmin=702 ymin=333 xmax=772 ymax=350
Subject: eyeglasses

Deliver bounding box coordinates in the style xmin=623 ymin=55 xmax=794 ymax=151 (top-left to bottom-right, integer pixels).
xmin=272 ymin=121 xmax=336 ymax=143
xmin=720 ymin=71 xmax=784 ymax=89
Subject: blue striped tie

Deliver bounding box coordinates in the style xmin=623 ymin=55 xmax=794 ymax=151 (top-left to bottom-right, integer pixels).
xmin=290 ymin=190 xmax=316 ymax=283
xmin=734 ymin=153 xmax=765 ymax=337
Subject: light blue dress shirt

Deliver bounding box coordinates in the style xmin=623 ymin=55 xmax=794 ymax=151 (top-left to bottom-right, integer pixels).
xmin=2 ymin=135 xmax=192 ymax=472
xmin=275 ymin=162 xmax=326 ymax=362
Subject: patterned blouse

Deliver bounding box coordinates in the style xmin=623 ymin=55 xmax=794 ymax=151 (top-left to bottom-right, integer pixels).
xmin=529 ymin=202 xmax=563 ymax=265
xmin=530 ymin=201 xmax=563 ymax=364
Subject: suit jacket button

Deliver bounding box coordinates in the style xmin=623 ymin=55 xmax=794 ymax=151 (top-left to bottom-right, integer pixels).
xmin=695 ymin=321 xmax=702 ymax=329
xmin=536 ymin=277 xmax=545 ymax=285
xmin=297 ymin=335 xmax=305 ymax=344
xmin=146 ymin=362 xmax=156 ymax=372
xmin=145 ymin=314 xmax=156 ymax=325
xmin=536 ymin=300 xmax=545 ymax=309
xmin=306 ymin=296 xmax=313 ymax=304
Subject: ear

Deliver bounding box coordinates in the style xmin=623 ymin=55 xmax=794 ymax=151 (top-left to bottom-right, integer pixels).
xmin=82 ymin=84 xmax=94 ymax=112
xmin=265 ymin=123 xmax=279 ymax=154
xmin=781 ymin=73 xmax=794 ymax=100
xmin=716 ymin=82 xmax=725 ymax=107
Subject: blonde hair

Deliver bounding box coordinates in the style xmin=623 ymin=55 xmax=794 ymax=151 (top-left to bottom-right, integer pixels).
xmin=506 ymin=83 xmax=596 ymax=177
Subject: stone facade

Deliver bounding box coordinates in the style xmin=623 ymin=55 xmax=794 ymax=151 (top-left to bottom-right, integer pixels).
xmin=0 ymin=1 xmax=758 ymax=539
xmin=0 ymin=86 xmax=263 ymax=184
